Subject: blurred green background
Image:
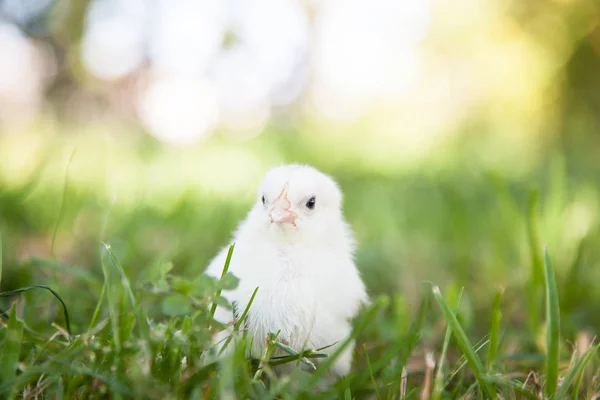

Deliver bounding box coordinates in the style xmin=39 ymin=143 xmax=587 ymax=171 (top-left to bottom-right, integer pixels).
xmin=1 ymin=0 xmax=600 ymax=351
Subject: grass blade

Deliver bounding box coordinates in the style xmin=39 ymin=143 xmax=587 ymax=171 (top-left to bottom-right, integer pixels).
xmin=433 ymin=288 xmax=464 ymax=400
xmin=236 ymin=286 xmax=258 ymax=335
xmin=0 ymin=303 xmax=24 ymax=394
xmin=526 ymin=189 xmax=544 ymax=284
xmin=218 ymin=286 xmax=258 ymax=356
xmin=86 ymin=282 xmax=106 ymax=333
xmin=101 ymin=245 xmax=121 ymax=353
xmin=102 ymin=244 xmax=150 ymax=343
xmin=526 ymin=188 xmax=544 ymax=337
xmin=553 ymin=343 xmax=600 ymax=399
xmin=444 ymin=337 xmax=490 ymax=390
xmin=364 ymin=344 xmax=382 ymax=400
xmin=570 ymin=343 xmax=600 ymax=399
xmin=543 ymin=246 xmax=560 ymax=397
xmin=486 ymin=288 xmax=503 ymax=371
xmin=269 ymin=342 xmax=319 ymax=370
xmin=252 ymin=330 xmax=281 ymax=382
xmin=432 ymin=286 xmax=494 ymax=398
xmin=209 ymin=244 xmax=235 ymax=327
xmin=344 ymin=387 xmax=352 ymax=400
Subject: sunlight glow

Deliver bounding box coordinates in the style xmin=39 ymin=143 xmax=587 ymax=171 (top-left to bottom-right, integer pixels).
xmin=311 ymin=0 xmax=431 ymax=120
xmin=148 ymin=0 xmax=224 ymax=75
xmin=136 ymin=74 xmax=220 ymax=145
xmin=210 ymin=48 xmax=271 ymax=134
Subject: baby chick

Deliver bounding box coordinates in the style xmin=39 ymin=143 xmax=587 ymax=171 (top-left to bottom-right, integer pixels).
xmin=205 ymin=164 xmax=368 ymax=376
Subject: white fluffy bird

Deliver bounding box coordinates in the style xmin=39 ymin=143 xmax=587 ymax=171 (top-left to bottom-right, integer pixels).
xmin=204 ymin=164 xmax=368 ymax=377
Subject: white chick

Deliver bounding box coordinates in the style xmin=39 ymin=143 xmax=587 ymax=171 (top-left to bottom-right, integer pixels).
xmin=204 ymin=164 xmax=368 ymax=377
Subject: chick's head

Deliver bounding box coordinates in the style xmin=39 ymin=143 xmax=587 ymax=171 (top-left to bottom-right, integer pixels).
xmin=251 ymin=164 xmax=345 ymax=241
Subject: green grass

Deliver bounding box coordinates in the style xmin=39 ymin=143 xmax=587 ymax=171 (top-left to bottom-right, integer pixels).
xmin=543 ymin=247 xmax=561 ymax=397
xmin=1 ymin=129 xmax=600 ymax=398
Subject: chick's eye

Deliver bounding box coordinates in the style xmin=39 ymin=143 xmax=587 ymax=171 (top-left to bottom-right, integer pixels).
xmin=306 ymin=196 xmax=316 ymax=210
xmin=261 ymin=195 xmax=266 ymax=205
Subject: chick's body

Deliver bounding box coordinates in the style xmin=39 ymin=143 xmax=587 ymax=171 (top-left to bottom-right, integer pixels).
xmin=205 ymin=164 xmax=368 ymax=376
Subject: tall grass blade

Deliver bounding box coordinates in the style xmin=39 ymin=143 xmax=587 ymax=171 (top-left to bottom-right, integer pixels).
xmin=433 ymin=288 xmax=463 ymax=400
xmin=101 ymin=244 xmax=121 ymax=353
xmin=209 ymin=243 xmax=235 ymax=327
xmin=527 ymin=189 xmax=544 ymax=284
xmin=218 ymin=286 xmax=258 ymax=356
xmin=102 ymin=243 xmax=151 ymax=387
xmin=543 ymin=246 xmax=560 ymax=397
xmin=364 ymin=344 xmax=382 ymax=400
xmin=486 ymin=288 xmax=503 ymax=371
xmin=526 ymin=188 xmax=543 ymax=337
xmin=432 ymin=286 xmax=494 ymax=398
xmin=236 ymin=286 xmax=258 ymax=335
xmin=102 ymin=244 xmax=150 ymax=343
xmin=0 ymin=303 xmax=24 ymax=394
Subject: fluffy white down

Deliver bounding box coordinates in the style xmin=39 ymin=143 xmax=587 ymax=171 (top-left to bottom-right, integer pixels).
xmin=204 ymin=164 xmax=368 ymax=376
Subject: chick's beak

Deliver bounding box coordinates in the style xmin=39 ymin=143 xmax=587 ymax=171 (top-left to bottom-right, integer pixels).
xmin=269 ymin=190 xmax=296 ymax=224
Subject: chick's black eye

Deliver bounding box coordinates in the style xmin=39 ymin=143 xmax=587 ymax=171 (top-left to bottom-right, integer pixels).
xmin=261 ymin=195 xmax=266 ymax=205
xmin=306 ymin=196 xmax=316 ymax=210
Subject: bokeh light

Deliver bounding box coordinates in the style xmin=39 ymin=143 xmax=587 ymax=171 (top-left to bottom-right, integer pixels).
xmin=136 ymin=73 xmax=220 ymax=144
xmin=81 ymin=0 xmax=147 ymax=80
xmin=0 ymin=21 xmax=46 ymax=126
